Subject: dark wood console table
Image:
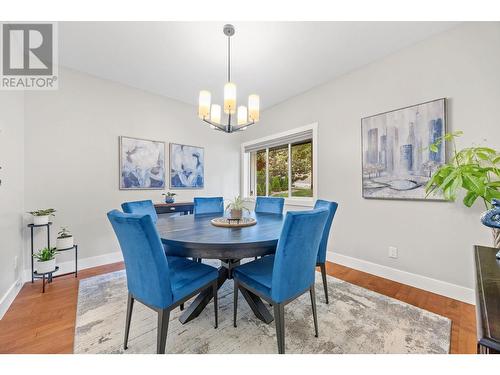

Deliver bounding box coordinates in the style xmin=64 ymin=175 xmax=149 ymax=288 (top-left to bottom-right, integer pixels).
xmin=474 ymin=245 xmax=500 ymax=354
xmin=154 ymin=202 xmax=194 ymax=216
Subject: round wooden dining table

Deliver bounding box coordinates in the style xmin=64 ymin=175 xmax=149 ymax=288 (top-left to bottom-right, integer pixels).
xmin=157 ymin=212 xmax=284 ymax=325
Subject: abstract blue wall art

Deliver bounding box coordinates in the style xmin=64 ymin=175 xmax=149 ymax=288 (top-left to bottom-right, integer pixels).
xmin=170 ymin=143 xmax=204 ymax=189
xmin=119 ymin=136 xmax=165 ymax=190
xmin=361 ymin=98 xmax=446 ymax=200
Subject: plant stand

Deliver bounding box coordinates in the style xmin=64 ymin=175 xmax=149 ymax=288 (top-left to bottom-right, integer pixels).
xmin=33 ymin=266 xmax=59 ymax=293
xmin=54 ymin=244 xmax=78 ymax=279
xmin=28 ymin=222 xmax=52 ymax=283
xmin=28 ymin=223 xmax=79 ymax=289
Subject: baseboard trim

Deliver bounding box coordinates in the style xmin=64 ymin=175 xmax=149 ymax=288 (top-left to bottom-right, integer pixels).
xmin=327 ymin=251 xmax=475 ymax=305
xmin=0 ymin=278 xmax=23 ymax=320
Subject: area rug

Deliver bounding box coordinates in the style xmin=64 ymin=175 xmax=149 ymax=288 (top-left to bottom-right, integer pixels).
xmin=74 ymin=269 xmax=451 ymax=354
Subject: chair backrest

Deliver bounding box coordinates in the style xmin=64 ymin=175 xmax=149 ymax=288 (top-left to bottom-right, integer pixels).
xmin=121 ymin=200 xmax=158 ymax=224
xmin=271 ymin=208 xmax=329 ymax=303
xmin=107 ymin=210 xmax=173 ymax=309
xmin=314 ymin=199 xmax=339 ymax=264
xmin=194 ymin=197 xmax=224 ymax=215
xmin=255 ymin=196 xmax=285 ymax=215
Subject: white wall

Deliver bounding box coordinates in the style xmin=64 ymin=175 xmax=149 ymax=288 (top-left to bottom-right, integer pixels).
xmin=23 ymin=68 xmax=240 ymax=270
xmin=0 ymin=92 xmax=25 ymax=318
xmin=240 ymin=22 xmax=500 ymax=302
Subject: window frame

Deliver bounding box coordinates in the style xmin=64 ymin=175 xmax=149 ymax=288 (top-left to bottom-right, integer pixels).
xmin=241 ymin=123 xmax=318 ymax=207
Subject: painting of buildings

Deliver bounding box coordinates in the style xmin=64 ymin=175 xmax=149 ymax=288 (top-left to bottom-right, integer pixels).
xmin=361 ymin=98 xmax=446 ymax=200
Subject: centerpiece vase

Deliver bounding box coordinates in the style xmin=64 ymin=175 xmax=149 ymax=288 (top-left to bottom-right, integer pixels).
xmin=230 ymin=209 xmax=242 ymax=220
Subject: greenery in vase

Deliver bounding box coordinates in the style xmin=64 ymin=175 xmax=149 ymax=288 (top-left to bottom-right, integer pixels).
xmin=425 ymin=131 xmax=500 ymax=209
xmin=162 ymin=192 xmax=177 ymax=197
xmin=226 ymin=196 xmax=250 ymax=212
xmin=28 ymin=208 xmax=56 ymax=217
xmin=58 ymin=226 xmax=72 ymax=238
xmin=33 ymin=247 xmax=57 ymax=261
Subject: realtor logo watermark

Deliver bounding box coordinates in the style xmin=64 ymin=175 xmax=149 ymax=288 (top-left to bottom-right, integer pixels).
xmin=1 ymin=22 xmax=58 ymax=90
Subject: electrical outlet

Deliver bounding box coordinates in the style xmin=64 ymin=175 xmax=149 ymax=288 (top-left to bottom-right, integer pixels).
xmin=388 ymin=246 xmax=398 ymax=259
xmin=14 ymin=256 xmax=18 ymax=270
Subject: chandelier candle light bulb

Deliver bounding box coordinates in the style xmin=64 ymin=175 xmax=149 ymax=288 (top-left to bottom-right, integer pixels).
xmin=248 ymin=94 xmax=260 ymax=122
xmin=197 ymin=24 xmax=260 ymax=133
xmin=198 ymin=90 xmax=211 ymax=119
xmin=211 ymin=104 xmax=222 ymax=124
xmin=237 ymin=106 xmax=248 ymax=125
xmin=223 ymin=82 xmax=237 ymax=114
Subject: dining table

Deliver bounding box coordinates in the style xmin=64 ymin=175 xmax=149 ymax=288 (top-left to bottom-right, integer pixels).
xmin=157 ymin=211 xmax=284 ymax=325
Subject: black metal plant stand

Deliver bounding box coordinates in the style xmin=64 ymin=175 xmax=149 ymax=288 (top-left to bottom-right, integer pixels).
xmin=28 ymin=223 xmax=78 ymax=290
xmin=54 ymin=244 xmax=78 ymax=279
xmin=33 ymin=266 xmax=59 ymax=293
xmin=28 ymin=222 xmax=52 ymax=283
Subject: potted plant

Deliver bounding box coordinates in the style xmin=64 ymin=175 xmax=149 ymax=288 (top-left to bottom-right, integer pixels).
xmin=225 ymin=196 xmax=250 ymax=220
xmin=33 ymin=247 xmax=57 ymax=274
xmin=56 ymin=226 xmax=74 ymax=249
xmin=162 ymin=192 xmax=177 ymax=204
xmin=28 ymin=208 xmax=56 ymax=225
xmin=426 ymin=131 xmax=500 ymax=247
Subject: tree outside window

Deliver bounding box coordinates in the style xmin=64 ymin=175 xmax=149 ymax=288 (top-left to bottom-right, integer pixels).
xmin=252 ymin=140 xmax=312 ymax=198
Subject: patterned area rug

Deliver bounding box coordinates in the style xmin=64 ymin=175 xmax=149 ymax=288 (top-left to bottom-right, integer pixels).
xmin=74 ymin=269 xmax=451 ymax=354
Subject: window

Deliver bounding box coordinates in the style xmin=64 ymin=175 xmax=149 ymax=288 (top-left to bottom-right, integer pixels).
xmin=242 ymin=124 xmax=317 ymax=205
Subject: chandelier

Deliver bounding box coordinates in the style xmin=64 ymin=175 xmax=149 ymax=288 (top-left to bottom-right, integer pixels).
xmin=198 ymin=24 xmax=260 ymax=133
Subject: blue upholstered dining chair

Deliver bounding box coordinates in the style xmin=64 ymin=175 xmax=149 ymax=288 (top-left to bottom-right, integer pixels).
xmin=255 ymin=196 xmax=285 ymax=215
xmin=232 ymin=208 xmax=329 ymax=354
xmin=194 ymin=197 xmax=224 ymax=215
xmin=121 ymin=200 xmax=158 ymax=223
xmin=107 ymin=210 xmax=219 ymax=354
xmin=314 ymin=199 xmax=339 ymax=304
xmin=121 ymin=199 xmax=190 ymax=310
xmin=253 ymin=196 xmax=285 ymax=260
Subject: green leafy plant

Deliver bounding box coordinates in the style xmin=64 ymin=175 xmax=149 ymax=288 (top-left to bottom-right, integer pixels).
xmin=162 ymin=192 xmax=177 ymax=197
xmin=33 ymin=247 xmax=57 ymax=262
xmin=58 ymin=227 xmax=72 ymax=239
xmin=225 ymin=196 xmax=250 ymax=212
xmin=425 ymin=131 xmax=500 ymax=209
xmin=28 ymin=208 xmax=56 ymax=217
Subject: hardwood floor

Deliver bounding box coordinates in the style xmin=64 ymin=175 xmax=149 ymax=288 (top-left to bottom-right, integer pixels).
xmin=0 ymin=261 xmax=477 ymax=354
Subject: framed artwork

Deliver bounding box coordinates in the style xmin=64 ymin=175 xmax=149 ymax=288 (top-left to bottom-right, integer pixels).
xmin=361 ymin=98 xmax=446 ymax=200
xmin=119 ymin=136 xmax=165 ymax=190
xmin=170 ymin=143 xmax=204 ymax=189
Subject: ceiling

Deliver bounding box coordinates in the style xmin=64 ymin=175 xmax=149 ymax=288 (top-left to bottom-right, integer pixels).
xmin=59 ymin=22 xmax=460 ymax=110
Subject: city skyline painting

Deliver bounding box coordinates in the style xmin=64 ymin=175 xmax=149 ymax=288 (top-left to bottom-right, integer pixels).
xmin=361 ymin=98 xmax=446 ymax=200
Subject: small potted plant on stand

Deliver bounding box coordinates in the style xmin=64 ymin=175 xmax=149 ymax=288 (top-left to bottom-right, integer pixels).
xmin=28 ymin=208 xmax=56 ymax=225
xmin=226 ymin=196 xmax=250 ymax=220
xmin=56 ymin=226 xmax=74 ymax=249
xmin=33 ymin=247 xmax=57 ymax=274
xmin=162 ymin=192 xmax=177 ymax=203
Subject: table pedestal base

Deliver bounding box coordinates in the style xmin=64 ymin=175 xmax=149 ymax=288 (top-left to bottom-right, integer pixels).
xmin=179 ymin=259 xmax=274 ymax=325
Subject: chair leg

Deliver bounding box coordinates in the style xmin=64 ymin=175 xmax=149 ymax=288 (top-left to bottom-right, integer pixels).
xmin=213 ymin=281 xmax=218 ymax=329
xmin=233 ymin=280 xmax=238 ymax=327
xmin=124 ymin=293 xmax=134 ymax=350
xmin=273 ymin=303 xmax=285 ymax=354
xmin=319 ymin=263 xmax=329 ymax=304
xmin=180 ymin=303 xmax=184 ymax=311
xmin=310 ymin=286 xmax=319 ymax=338
xmin=157 ymin=309 xmax=170 ymax=354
